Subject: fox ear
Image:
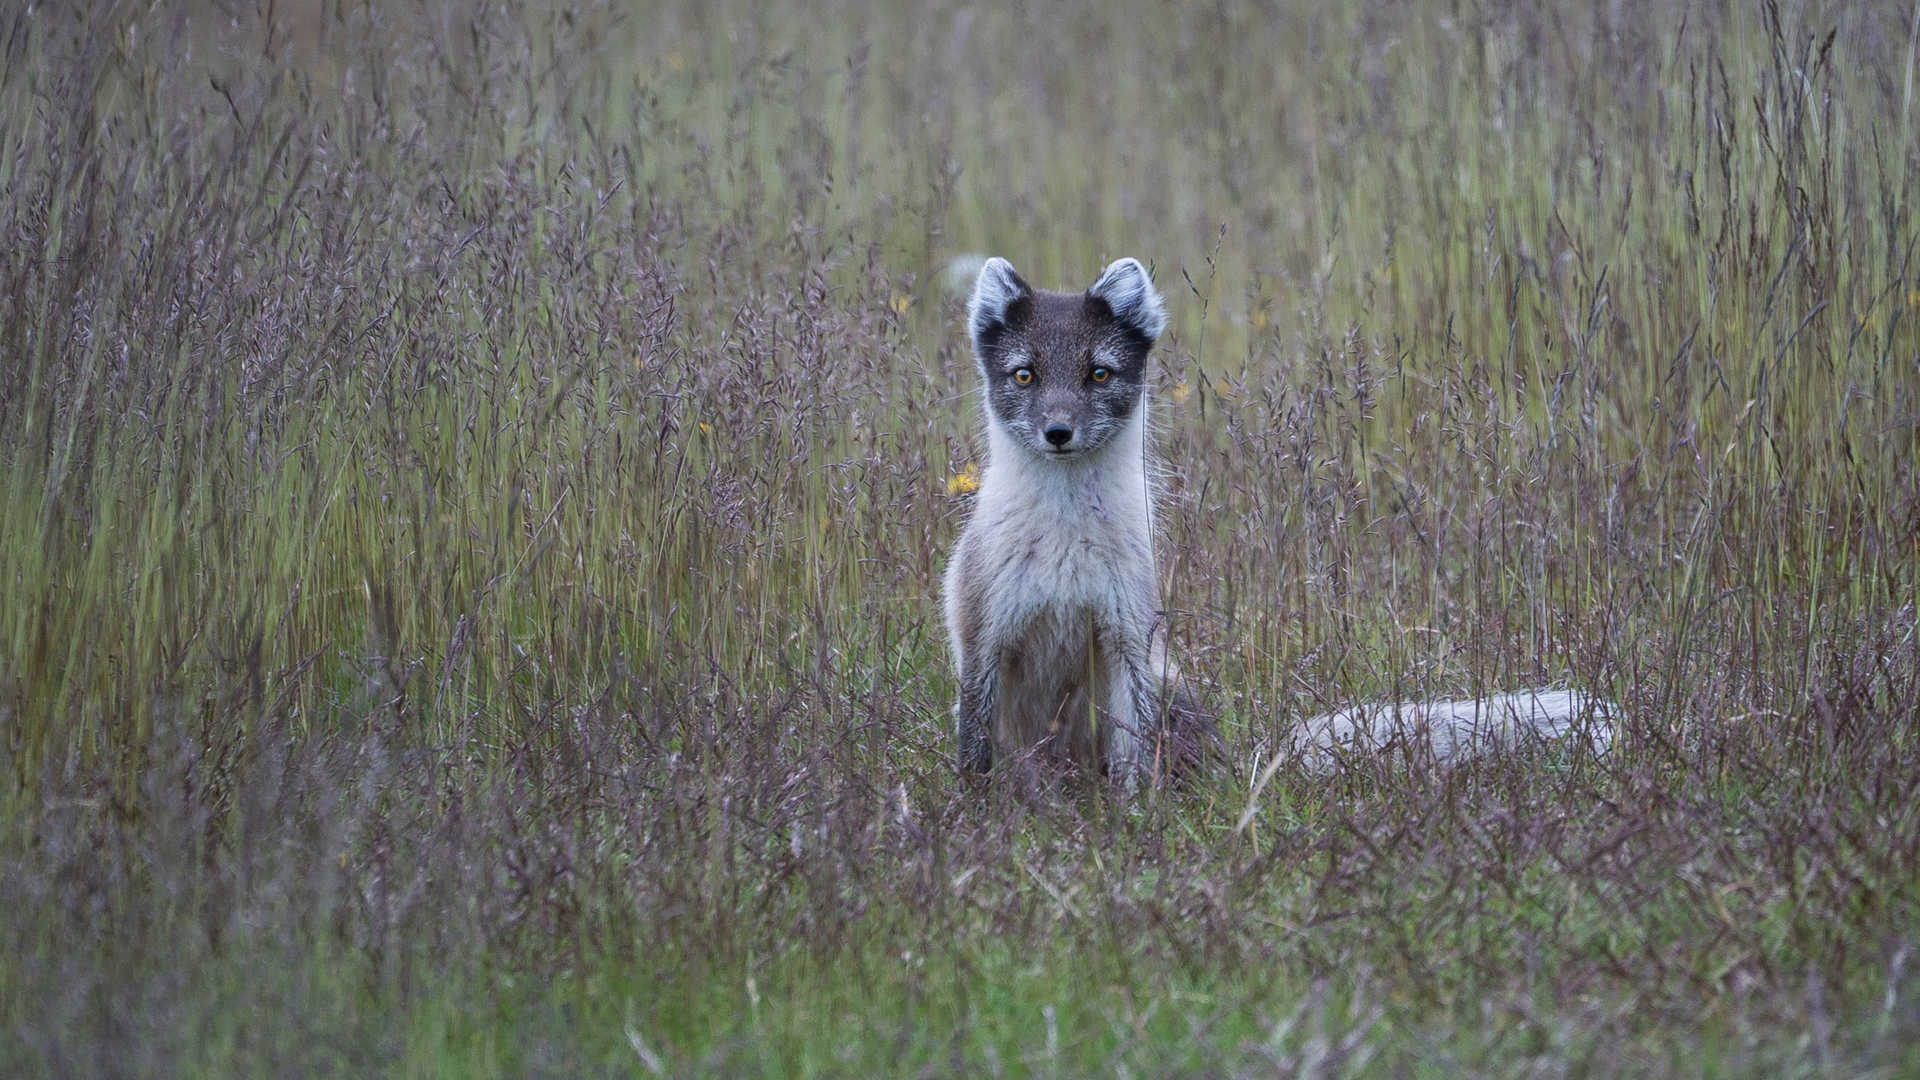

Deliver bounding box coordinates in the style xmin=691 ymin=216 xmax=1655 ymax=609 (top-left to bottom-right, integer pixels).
xmin=1086 ymin=257 xmax=1167 ymax=343
xmin=968 ymin=257 xmax=1032 ymax=348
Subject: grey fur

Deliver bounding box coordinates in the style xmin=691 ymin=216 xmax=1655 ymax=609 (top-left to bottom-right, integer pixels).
xmin=947 ymin=257 xmax=1185 ymax=787
xmin=1293 ymin=689 xmax=1616 ymax=772
xmin=947 ymin=256 xmax=1615 ymax=793
xmin=1233 ymin=689 xmax=1616 ymax=832
xmin=966 ymin=257 xmax=1031 ymax=349
xmin=1086 ymin=257 xmax=1168 ymax=341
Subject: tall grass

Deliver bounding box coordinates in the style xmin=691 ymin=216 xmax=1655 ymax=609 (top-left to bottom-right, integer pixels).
xmin=2 ymin=0 xmax=1916 ymax=1073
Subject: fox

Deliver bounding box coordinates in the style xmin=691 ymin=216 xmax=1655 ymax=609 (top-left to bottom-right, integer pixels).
xmin=942 ymin=256 xmax=1207 ymax=787
xmin=943 ymin=255 xmax=1615 ymax=790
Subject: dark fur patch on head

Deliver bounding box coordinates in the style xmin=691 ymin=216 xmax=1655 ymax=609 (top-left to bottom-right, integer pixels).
xmin=968 ymin=258 xmax=1167 ymax=455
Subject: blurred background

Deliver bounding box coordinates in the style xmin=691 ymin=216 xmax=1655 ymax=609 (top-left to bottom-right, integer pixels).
xmin=3 ymin=1 xmax=1916 ymax=1073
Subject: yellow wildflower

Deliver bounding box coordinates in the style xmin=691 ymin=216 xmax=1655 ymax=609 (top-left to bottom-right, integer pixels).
xmin=890 ymin=292 xmax=913 ymax=315
xmin=944 ymin=462 xmax=981 ymax=496
xmin=1169 ymin=380 xmax=1192 ymax=404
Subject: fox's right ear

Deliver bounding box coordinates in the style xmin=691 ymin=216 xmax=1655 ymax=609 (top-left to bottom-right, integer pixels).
xmin=967 ymin=257 xmax=1032 ymax=350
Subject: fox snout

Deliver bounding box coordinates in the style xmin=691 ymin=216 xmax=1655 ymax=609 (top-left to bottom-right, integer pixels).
xmin=1039 ymin=406 xmax=1078 ymax=449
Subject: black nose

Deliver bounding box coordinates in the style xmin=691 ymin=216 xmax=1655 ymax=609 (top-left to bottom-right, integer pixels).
xmin=1044 ymin=424 xmax=1073 ymax=447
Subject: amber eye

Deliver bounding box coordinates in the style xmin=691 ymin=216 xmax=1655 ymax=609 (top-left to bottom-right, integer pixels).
xmin=1012 ymin=367 xmax=1034 ymax=386
xmin=1090 ymin=366 xmax=1110 ymax=383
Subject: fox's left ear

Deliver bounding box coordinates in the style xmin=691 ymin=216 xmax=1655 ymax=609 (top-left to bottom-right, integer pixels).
xmin=1086 ymin=258 xmax=1168 ymax=343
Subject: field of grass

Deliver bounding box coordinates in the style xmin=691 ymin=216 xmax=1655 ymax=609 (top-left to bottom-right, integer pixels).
xmin=3 ymin=0 xmax=1918 ymax=1073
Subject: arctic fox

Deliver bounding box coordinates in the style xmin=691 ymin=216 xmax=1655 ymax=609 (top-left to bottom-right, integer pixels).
xmin=943 ymin=256 xmax=1613 ymax=789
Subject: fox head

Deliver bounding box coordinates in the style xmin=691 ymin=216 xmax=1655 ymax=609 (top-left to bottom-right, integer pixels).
xmin=966 ymin=256 xmax=1167 ymax=458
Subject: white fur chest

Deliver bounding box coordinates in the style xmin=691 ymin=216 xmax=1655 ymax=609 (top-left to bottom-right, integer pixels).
xmin=970 ymin=421 xmax=1156 ymax=635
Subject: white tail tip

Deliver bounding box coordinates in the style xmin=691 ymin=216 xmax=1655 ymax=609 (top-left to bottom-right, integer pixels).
xmin=1294 ymin=689 xmax=1617 ymax=775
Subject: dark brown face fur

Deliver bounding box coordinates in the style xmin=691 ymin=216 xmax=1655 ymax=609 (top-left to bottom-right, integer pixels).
xmin=973 ymin=288 xmax=1154 ymax=457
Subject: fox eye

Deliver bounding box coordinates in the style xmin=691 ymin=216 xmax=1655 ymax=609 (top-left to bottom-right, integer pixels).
xmin=1090 ymin=366 xmax=1110 ymax=383
xmin=1012 ymin=367 xmax=1034 ymax=386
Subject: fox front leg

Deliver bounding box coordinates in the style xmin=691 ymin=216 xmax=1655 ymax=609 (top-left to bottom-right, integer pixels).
xmin=1100 ymin=625 xmax=1158 ymax=791
xmin=955 ymin=660 xmax=997 ymax=774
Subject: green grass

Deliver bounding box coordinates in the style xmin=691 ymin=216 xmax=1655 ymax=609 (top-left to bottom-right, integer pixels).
xmin=3 ymin=0 xmax=1918 ymax=1074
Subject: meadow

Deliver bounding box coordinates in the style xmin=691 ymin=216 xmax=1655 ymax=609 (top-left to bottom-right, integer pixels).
xmin=2 ymin=0 xmax=1917 ymax=1073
